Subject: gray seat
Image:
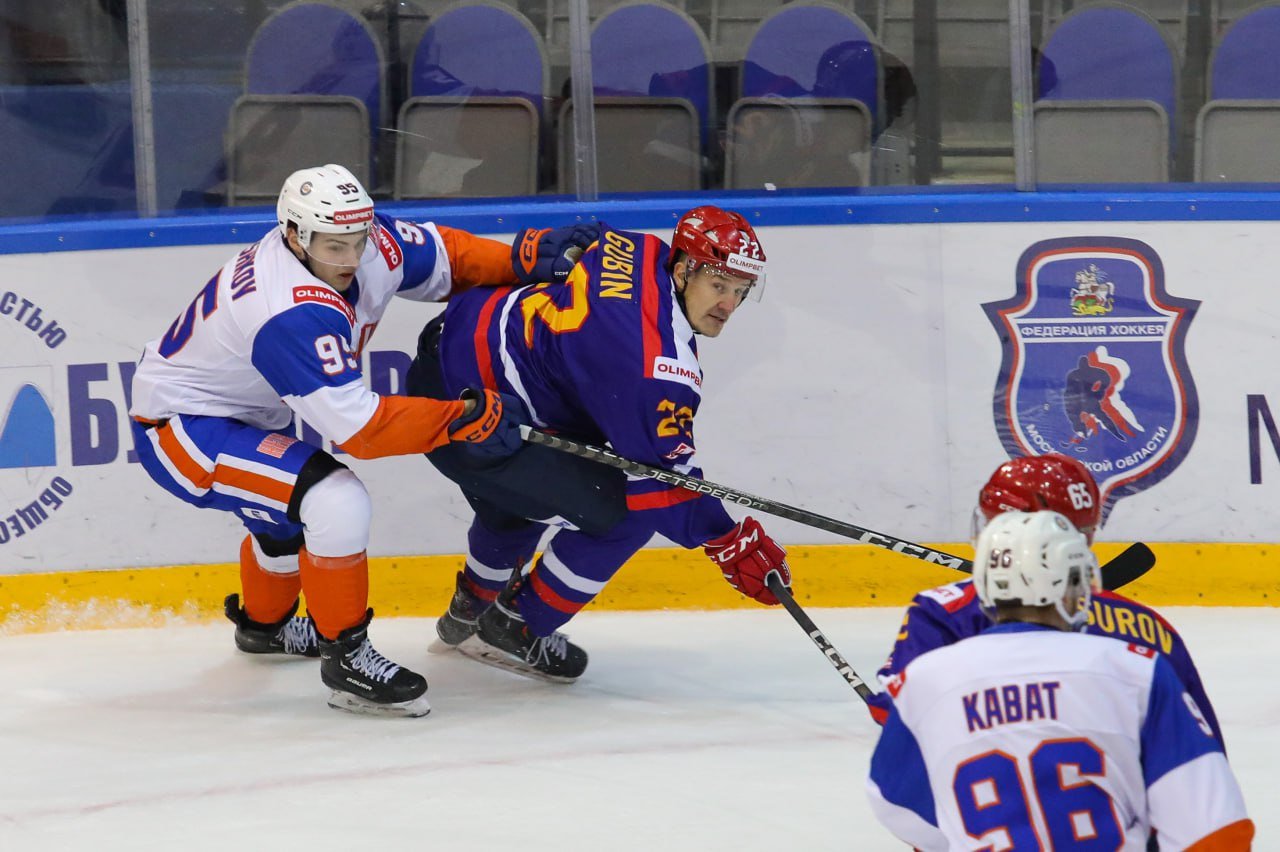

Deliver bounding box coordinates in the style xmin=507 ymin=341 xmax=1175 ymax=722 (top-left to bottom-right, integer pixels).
xmin=395 ymin=97 xmax=540 ymax=198
xmin=724 ymin=97 xmax=872 ymax=189
xmin=1032 ymin=100 xmax=1169 ymax=182
xmin=1195 ymin=100 xmax=1280 ymax=181
xmin=225 ymin=95 xmax=370 ymax=206
xmin=557 ymin=97 xmax=700 ymax=192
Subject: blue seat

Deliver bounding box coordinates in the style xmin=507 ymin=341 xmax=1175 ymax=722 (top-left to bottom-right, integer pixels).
xmin=590 ymin=2 xmax=713 ymax=135
xmin=398 ymin=2 xmax=547 ymax=197
xmin=556 ymin=2 xmax=711 ymax=192
xmin=0 ymin=82 xmax=238 ymax=218
xmin=231 ymin=1 xmax=383 ymax=203
xmin=0 ymin=84 xmax=135 ymax=218
xmin=1195 ymin=3 xmax=1280 ymax=181
xmin=1208 ymin=2 xmax=1280 ymax=98
xmin=1037 ymin=3 xmax=1177 ymax=124
xmin=409 ymin=1 xmax=546 ymax=105
xmin=245 ymin=1 xmax=383 ymax=139
xmin=741 ymin=3 xmax=880 ymax=127
xmin=726 ymin=4 xmax=879 ymax=189
xmin=1036 ymin=3 xmax=1177 ymax=180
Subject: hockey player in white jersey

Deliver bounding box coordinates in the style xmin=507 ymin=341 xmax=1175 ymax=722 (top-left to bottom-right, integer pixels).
xmin=866 ymin=511 xmax=1253 ymax=850
xmin=129 ymin=164 xmax=593 ymax=717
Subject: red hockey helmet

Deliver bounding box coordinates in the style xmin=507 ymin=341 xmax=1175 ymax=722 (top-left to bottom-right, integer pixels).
xmin=671 ymin=205 xmax=769 ymax=300
xmin=975 ymin=454 xmax=1102 ymax=543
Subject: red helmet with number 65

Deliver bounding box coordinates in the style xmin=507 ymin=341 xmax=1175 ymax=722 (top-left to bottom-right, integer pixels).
xmin=975 ymin=454 xmax=1101 ymax=543
xmin=671 ymin=205 xmax=769 ymax=300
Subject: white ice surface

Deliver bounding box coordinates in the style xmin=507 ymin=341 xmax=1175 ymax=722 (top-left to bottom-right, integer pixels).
xmin=0 ymin=607 xmax=1274 ymax=851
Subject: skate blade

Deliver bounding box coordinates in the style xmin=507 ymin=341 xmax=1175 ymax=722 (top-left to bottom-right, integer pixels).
xmin=326 ymin=690 xmax=431 ymax=718
xmin=454 ymin=636 xmax=578 ymax=684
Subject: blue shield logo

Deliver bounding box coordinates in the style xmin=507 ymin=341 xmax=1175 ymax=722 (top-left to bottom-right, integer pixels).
xmin=983 ymin=237 xmax=1199 ymax=520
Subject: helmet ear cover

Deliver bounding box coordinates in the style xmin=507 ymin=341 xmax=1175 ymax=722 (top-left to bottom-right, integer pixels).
xmin=276 ymin=164 xmax=374 ymax=251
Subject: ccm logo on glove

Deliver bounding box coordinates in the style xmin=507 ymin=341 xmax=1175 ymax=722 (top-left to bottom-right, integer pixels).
xmin=703 ymin=516 xmax=791 ymax=606
xmin=513 ymin=224 xmax=600 ymax=285
xmin=517 ymin=228 xmax=550 ymax=277
xmin=448 ymin=387 xmax=527 ymax=458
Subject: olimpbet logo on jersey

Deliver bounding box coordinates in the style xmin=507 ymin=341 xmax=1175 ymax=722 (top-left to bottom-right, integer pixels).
xmin=983 ymin=237 xmax=1199 ymax=521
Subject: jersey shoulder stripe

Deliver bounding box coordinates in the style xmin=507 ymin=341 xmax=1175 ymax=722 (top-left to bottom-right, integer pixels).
xmin=639 ymin=233 xmax=665 ymax=377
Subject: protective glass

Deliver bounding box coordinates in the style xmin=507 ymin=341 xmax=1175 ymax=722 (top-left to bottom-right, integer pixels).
xmin=304 ymin=229 xmax=370 ymax=268
xmin=690 ymin=256 xmax=768 ymax=303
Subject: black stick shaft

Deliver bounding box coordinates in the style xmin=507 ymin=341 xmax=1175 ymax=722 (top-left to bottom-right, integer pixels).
xmin=767 ymin=574 xmax=875 ymax=702
xmin=520 ymin=427 xmax=970 ymax=571
xmin=518 ymin=428 xmax=1153 ymax=591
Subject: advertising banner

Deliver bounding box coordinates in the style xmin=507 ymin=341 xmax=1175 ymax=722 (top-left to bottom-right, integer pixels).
xmin=3 ymin=219 xmax=1280 ymax=574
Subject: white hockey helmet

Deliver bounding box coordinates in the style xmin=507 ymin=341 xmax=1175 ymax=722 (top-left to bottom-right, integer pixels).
xmin=972 ymin=510 xmax=1096 ymax=630
xmin=276 ymin=164 xmax=374 ymax=250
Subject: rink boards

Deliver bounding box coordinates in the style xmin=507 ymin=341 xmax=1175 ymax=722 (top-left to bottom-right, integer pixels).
xmin=2 ymin=191 xmax=1280 ymax=628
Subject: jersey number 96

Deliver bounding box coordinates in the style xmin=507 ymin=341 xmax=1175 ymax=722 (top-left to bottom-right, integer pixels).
xmin=954 ymin=739 xmax=1121 ymax=850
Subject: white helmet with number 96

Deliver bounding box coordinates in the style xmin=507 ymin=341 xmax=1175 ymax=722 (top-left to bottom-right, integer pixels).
xmin=973 ymin=510 xmax=1096 ymax=629
xmin=276 ymin=164 xmax=374 ymax=250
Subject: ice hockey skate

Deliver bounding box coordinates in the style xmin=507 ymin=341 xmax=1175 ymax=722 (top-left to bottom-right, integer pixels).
xmin=455 ymin=574 xmax=588 ymax=683
xmin=223 ymin=593 xmax=319 ymax=657
xmin=428 ymin=571 xmax=487 ymax=653
xmin=319 ymin=610 xmax=430 ymax=717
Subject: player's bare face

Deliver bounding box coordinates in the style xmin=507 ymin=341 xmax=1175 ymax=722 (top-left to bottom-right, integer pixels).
xmin=680 ymin=265 xmax=753 ymax=337
xmin=292 ymin=231 xmax=368 ymax=292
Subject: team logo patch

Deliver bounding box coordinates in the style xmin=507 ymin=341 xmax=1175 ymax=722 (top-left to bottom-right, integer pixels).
xmin=293 ymin=285 xmax=356 ymax=326
xmin=663 ymin=442 xmax=696 ymax=460
xmin=984 ymin=237 xmax=1199 ymax=522
xmin=299 ymin=181 xmax=312 ymax=196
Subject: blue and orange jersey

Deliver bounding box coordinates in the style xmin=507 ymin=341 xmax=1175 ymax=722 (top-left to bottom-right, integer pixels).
xmin=438 ymin=223 xmax=735 ymax=547
xmin=866 ymin=579 xmax=1224 ymax=748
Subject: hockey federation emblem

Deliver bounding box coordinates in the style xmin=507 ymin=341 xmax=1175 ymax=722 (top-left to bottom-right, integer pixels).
xmin=983 ymin=237 xmax=1199 ymax=521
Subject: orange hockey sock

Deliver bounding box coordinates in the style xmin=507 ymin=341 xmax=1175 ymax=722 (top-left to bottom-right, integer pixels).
xmin=238 ymin=535 xmax=301 ymax=624
xmin=298 ymin=548 xmax=369 ymax=640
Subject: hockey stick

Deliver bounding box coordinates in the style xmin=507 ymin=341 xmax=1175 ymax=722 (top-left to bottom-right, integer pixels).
xmin=519 ymin=427 xmax=1155 ymax=591
xmin=766 ymin=572 xmax=875 ymax=703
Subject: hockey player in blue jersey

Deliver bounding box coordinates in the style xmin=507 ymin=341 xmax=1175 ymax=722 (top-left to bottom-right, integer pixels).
xmin=406 ymin=206 xmax=791 ymax=682
xmin=129 ymin=164 xmax=590 ymax=716
xmin=866 ymin=453 xmax=1226 ymax=753
xmin=867 ymin=510 xmax=1253 ymax=849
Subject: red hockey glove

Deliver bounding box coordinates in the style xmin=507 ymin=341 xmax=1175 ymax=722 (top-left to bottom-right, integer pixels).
xmin=512 ymin=224 xmax=599 ymax=284
xmin=703 ymin=517 xmax=791 ymax=605
xmin=448 ymin=387 xmax=527 ymax=458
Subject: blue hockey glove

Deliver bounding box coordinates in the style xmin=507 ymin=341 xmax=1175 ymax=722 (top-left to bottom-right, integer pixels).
xmin=513 ymin=224 xmax=599 ymax=285
xmin=447 ymin=387 xmax=528 ymax=458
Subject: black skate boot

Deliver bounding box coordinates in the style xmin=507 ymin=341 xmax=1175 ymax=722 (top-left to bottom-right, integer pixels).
xmin=319 ymin=610 xmax=430 ymax=717
xmin=223 ymin=593 xmax=319 ymax=657
xmin=457 ymin=574 xmax=588 ymax=683
xmin=428 ymin=571 xmax=490 ymax=653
